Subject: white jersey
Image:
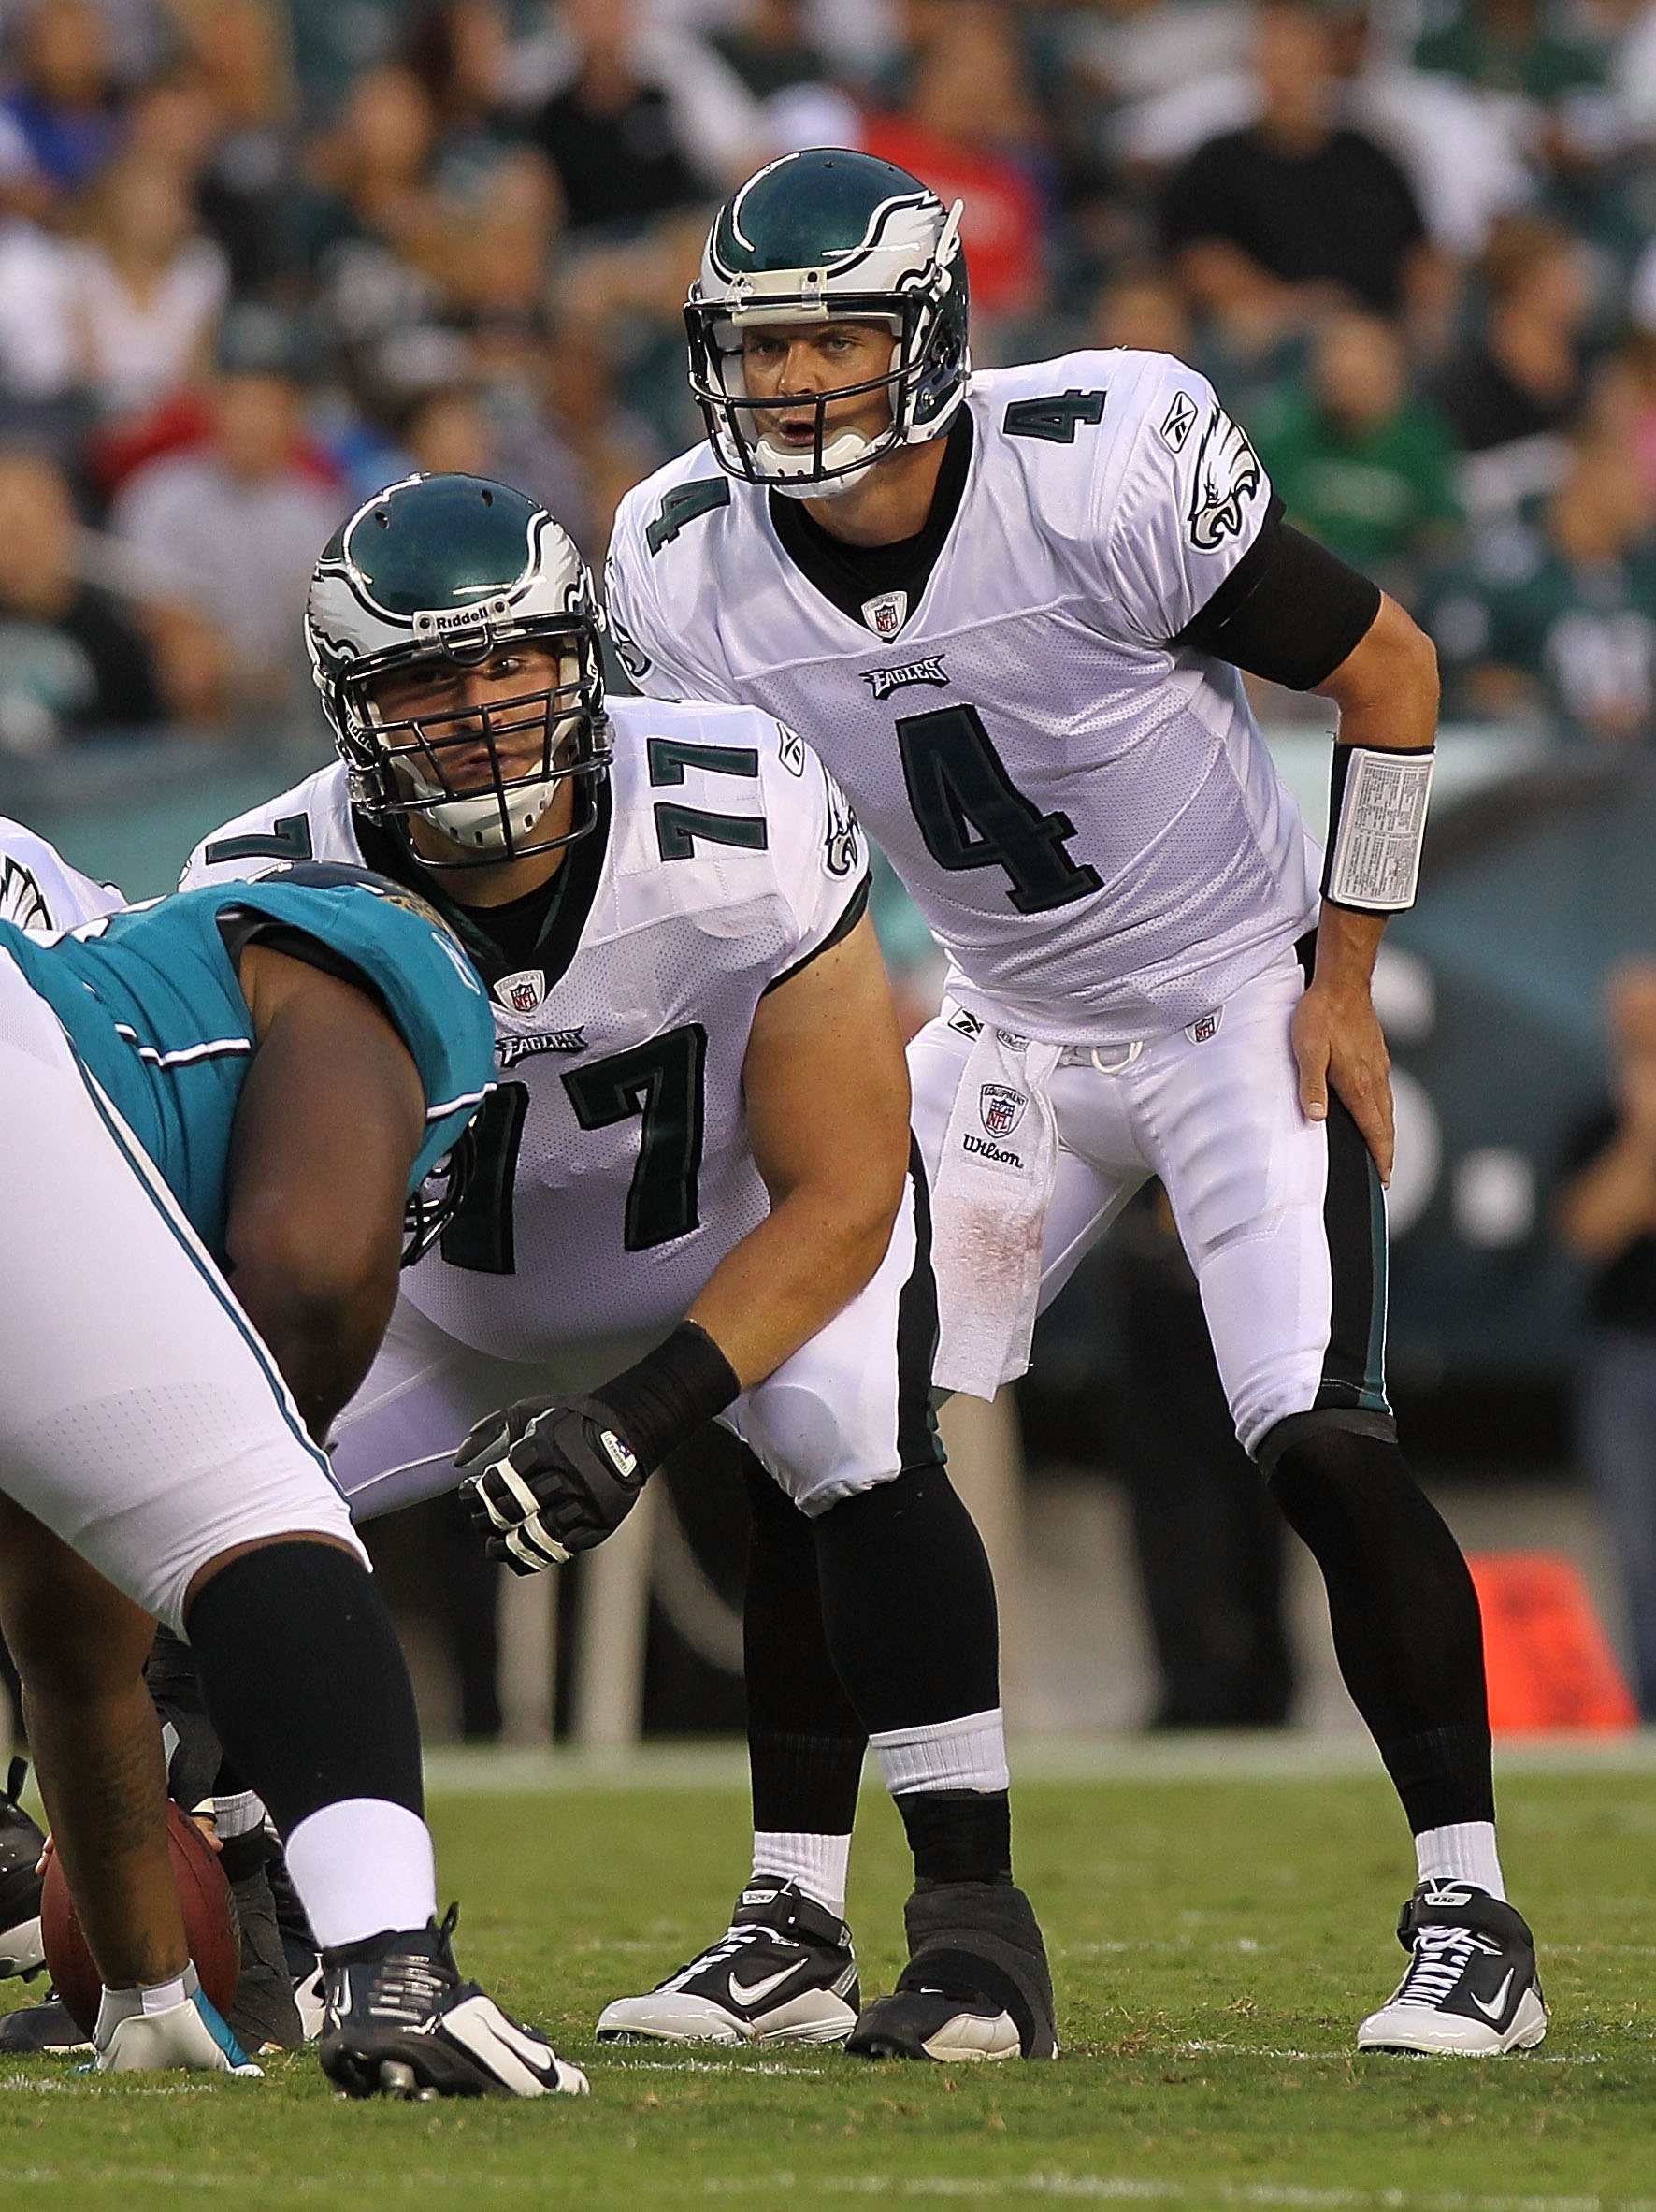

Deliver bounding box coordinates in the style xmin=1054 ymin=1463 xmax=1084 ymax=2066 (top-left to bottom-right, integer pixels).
xmin=608 ymin=349 xmax=1323 ymax=1048
xmin=182 ymin=696 xmax=868 ymax=1363
xmin=0 ymin=815 xmax=123 ymax=933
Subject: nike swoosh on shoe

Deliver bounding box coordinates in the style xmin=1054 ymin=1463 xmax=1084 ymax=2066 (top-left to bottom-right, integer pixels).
xmin=1471 ymin=1969 xmax=1516 ymax=2021
xmin=727 ymin=1963 xmax=799 ymax=2010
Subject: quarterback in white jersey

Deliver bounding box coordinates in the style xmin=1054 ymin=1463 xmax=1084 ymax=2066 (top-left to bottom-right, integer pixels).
xmin=603 ymin=148 xmax=1544 ymax=2060
xmin=187 ymin=472 xmax=1058 ymax=2065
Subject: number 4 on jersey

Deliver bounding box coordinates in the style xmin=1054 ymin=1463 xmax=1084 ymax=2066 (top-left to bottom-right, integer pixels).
xmin=898 ymin=705 xmax=1102 ymax=916
xmin=1001 ymin=389 xmax=1105 ymax=444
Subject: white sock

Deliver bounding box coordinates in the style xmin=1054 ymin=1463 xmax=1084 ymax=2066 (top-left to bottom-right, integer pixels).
xmin=1415 ymin=1821 xmax=1505 ymax=1901
xmin=868 ymin=1708 xmax=1010 ymax=1797
xmin=284 ymin=1799 xmax=438 ymax=1951
xmin=750 ymin=1831 xmax=852 ymax=1920
xmin=94 ymin=1964 xmax=195 ymax=2039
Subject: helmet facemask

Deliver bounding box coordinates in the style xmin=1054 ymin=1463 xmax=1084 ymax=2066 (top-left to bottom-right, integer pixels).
xmin=686 ymin=201 xmax=968 ymax=499
xmin=336 ymin=614 xmax=611 ymax=868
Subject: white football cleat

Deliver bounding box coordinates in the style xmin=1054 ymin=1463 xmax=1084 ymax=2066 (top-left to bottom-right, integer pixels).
xmin=1358 ymin=1881 xmax=1547 ymax=2055
xmin=597 ymin=1880 xmax=859 ymax=2046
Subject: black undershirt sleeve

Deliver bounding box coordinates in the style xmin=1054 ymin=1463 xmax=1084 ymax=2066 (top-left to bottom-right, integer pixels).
xmin=215 ymin=911 xmax=394 ymax=1021
xmin=1172 ymin=503 xmax=1383 ymax=691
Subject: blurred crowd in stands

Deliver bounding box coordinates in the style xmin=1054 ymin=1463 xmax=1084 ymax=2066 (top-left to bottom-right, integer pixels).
xmin=2 ymin=0 xmax=1656 ymax=751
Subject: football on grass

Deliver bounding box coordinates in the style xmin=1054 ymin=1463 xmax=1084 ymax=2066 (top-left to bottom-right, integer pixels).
xmin=41 ymin=1801 xmax=240 ymax=2036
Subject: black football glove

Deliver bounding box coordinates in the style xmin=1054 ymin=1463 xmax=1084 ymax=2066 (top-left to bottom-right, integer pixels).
xmin=456 ymin=1395 xmax=650 ymax=1575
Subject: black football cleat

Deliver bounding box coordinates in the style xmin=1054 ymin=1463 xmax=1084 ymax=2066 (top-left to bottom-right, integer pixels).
xmin=0 ymin=1994 xmax=92 ymax=2055
xmin=847 ymin=1880 xmax=1058 ymax=2062
xmin=596 ymin=1879 xmax=859 ymax=2046
xmin=0 ymin=1758 xmax=45 ymax=1981
xmin=223 ymin=1841 xmax=306 ymax=2054
xmin=318 ymin=1907 xmax=587 ymax=2099
xmin=1358 ymin=1881 xmax=1548 ymax=2054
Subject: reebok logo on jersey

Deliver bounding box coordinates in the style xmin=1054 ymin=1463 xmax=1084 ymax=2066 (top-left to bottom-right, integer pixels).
xmin=497 ymin=1029 xmax=587 ymax=1067
xmin=980 ymin=1083 xmax=1028 ymax=1139
xmin=861 ymin=655 xmax=949 ymax=701
xmin=947 ymin=1006 xmax=983 ymax=1039
xmin=1187 ymin=405 xmax=1262 ymax=551
xmin=1159 ymin=391 xmax=1198 ymax=454
xmin=777 ymin=727 xmax=806 ymax=776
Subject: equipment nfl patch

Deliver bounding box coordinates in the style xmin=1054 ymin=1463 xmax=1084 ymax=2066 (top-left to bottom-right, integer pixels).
xmin=494 ymin=969 xmax=547 ymax=1014
xmin=980 ymin=1083 xmax=1027 ymax=1138
xmin=861 ymin=589 xmax=908 ymax=639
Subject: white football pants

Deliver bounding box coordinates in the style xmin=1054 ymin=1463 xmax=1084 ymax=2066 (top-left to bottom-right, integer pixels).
xmin=909 ymin=943 xmax=1390 ymax=1459
xmin=330 ymin=1161 xmax=939 ymax=1520
xmin=0 ymin=950 xmax=365 ymax=1632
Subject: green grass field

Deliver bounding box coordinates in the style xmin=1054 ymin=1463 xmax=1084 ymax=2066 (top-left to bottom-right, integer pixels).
xmin=4 ymin=1749 xmax=1655 ymax=2212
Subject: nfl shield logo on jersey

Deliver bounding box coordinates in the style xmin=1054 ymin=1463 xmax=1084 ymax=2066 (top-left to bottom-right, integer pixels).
xmin=980 ymin=1084 xmax=1027 ymax=1139
xmin=494 ymin=969 xmax=547 ymax=1015
xmin=861 ymin=589 xmax=908 ymax=640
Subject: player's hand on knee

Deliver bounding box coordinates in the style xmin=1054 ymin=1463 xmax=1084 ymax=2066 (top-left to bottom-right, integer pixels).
xmin=455 ymin=1397 xmax=649 ymax=1574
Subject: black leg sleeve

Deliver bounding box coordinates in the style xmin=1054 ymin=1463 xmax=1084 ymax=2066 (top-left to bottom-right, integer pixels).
xmin=742 ymin=1453 xmax=866 ymax=1835
xmin=183 ymin=1542 xmax=424 ymax=1838
xmin=1265 ymin=1423 xmax=1493 ymax=1831
xmin=810 ymin=1463 xmax=1000 ymax=1737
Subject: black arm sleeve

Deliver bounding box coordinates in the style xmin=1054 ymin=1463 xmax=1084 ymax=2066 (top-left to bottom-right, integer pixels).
xmin=1173 ymin=505 xmax=1383 ymax=691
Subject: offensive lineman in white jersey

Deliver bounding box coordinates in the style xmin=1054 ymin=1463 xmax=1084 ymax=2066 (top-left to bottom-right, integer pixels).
xmin=603 ymin=148 xmax=1544 ymax=2058
xmin=185 ymin=471 xmax=1058 ymax=2064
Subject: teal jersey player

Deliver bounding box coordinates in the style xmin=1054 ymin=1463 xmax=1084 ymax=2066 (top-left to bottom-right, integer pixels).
xmin=0 ymin=872 xmax=496 ymax=1263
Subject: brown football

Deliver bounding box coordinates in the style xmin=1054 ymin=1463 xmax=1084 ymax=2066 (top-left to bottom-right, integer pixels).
xmin=41 ymin=1801 xmax=241 ymax=2037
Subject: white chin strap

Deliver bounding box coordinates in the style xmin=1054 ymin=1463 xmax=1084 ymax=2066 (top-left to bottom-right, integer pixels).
xmin=756 ymin=425 xmax=886 ymax=499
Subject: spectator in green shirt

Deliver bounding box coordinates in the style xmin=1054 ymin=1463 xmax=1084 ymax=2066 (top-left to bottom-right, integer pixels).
xmin=1250 ymin=309 xmax=1462 ymax=587
xmin=1425 ymin=439 xmax=1656 ymax=743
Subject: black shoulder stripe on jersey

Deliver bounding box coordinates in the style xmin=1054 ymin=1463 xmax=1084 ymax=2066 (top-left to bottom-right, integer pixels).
xmin=1174 ymin=503 xmax=1382 ymax=691
xmin=761 ymin=873 xmax=871 ymax=996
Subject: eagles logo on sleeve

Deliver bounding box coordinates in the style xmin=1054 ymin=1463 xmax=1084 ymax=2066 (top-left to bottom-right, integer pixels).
xmin=822 ymin=770 xmax=860 ymax=877
xmin=1186 ymin=405 xmax=1263 ymax=552
xmin=0 ymin=857 xmax=50 ymax=932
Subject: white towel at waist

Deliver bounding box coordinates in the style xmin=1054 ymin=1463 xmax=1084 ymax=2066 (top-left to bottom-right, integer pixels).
xmin=928 ymin=1011 xmax=1063 ymax=1401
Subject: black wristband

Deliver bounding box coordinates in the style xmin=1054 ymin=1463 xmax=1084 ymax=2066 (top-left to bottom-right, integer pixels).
xmin=594 ymin=1321 xmax=742 ymax=1478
